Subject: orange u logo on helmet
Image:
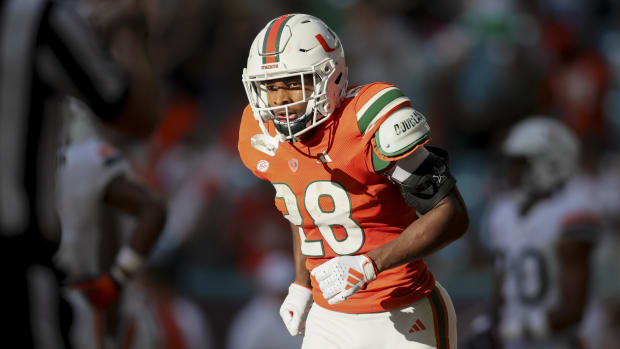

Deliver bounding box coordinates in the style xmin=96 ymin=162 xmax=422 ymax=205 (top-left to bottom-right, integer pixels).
xmin=315 ymin=34 xmax=337 ymax=52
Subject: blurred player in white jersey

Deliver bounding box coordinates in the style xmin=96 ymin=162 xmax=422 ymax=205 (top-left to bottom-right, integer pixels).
xmin=485 ymin=117 xmax=599 ymax=349
xmin=580 ymin=155 xmax=620 ymax=349
xmin=55 ymin=99 xmax=167 ymax=348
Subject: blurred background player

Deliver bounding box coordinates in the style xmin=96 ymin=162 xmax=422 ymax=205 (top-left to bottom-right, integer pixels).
xmin=238 ymin=13 xmax=469 ymax=348
xmin=580 ymin=154 xmax=620 ymax=349
xmin=56 ymin=99 xmax=215 ymax=349
xmin=120 ymin=267 xmax=216 ymax=349
xmin=55 ymin=99 xmax=166 ymax=348
xmin=484 ymin=117 xmax=600 ymax=349
xmin=226 ymin=251 xmax=303 ymax=349
xmin=0 ymin=0 xmax=159 ymax=347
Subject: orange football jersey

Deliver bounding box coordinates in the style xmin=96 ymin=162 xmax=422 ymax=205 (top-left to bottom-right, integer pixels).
xmin=238 ymin=82 xmax=435 ymax=313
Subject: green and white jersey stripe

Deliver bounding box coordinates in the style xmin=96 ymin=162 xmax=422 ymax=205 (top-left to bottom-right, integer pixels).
xmin=356 ymin=87 xmax=411 ymax=135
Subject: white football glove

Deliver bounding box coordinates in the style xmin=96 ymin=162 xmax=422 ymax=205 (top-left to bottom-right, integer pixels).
xmin=311 ymin=255 xmax=377 ymax=305
xmin=279 ymin=283 xmax=313 ymax=336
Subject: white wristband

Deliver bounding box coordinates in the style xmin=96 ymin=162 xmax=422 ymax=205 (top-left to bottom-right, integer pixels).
xmin=115 ymin=246 xmax=145 ymax=276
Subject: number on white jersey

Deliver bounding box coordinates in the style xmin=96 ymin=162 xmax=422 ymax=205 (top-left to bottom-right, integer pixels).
xmin=497 ymin=248 xmax=549 ymax=305
xmin=513 ymin=248 xmax=549 ymax=304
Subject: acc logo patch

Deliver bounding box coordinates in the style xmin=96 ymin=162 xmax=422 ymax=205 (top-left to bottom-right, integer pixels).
xmin=257 ymin=159 xmax=270 ymax=173
xmin=98 ymin=144 xmax=118 ymax=158
xmin=288 ymin=158 xmax=299 ymax=172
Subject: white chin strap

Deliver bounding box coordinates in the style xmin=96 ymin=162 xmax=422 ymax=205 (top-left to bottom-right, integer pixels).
xmin=251 ymin=114 xmax=285 ymax=156
xmin=251 ymin=133 xmax=280 ymax=156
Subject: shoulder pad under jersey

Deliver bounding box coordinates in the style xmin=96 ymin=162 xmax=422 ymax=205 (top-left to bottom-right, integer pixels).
xmin=374 ymin=106 xmax=430 ymax=159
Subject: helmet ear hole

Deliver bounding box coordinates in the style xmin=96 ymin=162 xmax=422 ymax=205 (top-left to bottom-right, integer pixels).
xmin=317 ymin=61 xmax=335 ymax=79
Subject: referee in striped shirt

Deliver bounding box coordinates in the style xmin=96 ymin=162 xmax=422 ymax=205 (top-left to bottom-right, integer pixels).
xmin=0 ymin=0 xmax=159 ymax=347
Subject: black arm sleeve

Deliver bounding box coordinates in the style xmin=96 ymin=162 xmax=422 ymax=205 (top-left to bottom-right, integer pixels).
xmin=37 ymin=1 xmax=128 ymax=121
xmin=391 ymin=146 xmax=457 ymax=215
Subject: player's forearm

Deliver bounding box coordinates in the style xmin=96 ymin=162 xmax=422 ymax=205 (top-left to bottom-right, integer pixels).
xmin=104 ymin=176 xmax=167 ymax=257
xmin=546 ymin=240 xmax=591 ymax=331
xmin=529 ymin=282 xmax=586 ymax=337
xmin=367 ymin=189 xmax=468 ymax=273
xmin=291 ymin=223 xmax=311 ymax=288
xmin=127 ymin=200 xmax=167 ymax=256
xmin=547 ymin=293 xmax=587 ymax=331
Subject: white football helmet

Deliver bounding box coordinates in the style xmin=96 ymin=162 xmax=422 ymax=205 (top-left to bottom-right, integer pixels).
xmin=242 ymin=14 xmax=348 ymax=145
xmin=502 ymin=116 xmax=580 ymax=193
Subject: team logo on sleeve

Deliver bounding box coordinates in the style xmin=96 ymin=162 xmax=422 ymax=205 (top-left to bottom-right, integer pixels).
xmin=98 ymin=144 xmax=118 ymax=158
xmin=257 ymin=160 xmax=270 ymax=172
xmin=288 ymin=158 xmax=299 ymax=172
xmin=98 ymin=144 xmax=122 ymax=167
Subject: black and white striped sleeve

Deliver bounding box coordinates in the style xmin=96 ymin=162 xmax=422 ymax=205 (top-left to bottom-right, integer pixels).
xmin=36 ymin=1 xmax=129 ymax=121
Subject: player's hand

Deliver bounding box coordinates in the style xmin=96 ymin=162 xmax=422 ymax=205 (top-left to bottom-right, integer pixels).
xmin=279 ymin=283 xmax=313 ymax=336
xmin=71 ymin=274 xmax=120 ymax=309
xmin=311 ymin=255 xmax=377 ymax=305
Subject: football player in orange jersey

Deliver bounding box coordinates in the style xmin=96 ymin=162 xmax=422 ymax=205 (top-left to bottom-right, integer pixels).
xmin=238 ymin=14 xmax=469 ymax=348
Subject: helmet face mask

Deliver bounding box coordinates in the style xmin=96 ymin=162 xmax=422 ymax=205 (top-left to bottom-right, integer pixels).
xmin=242 ymin=14 xmax=348 ymax=142
xmin=245 ymin=71 xmax=320 ymax=137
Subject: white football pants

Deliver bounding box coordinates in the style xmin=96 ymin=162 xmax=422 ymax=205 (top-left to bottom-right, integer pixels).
xmin=302 ymin=282 xmax=457 ymax=349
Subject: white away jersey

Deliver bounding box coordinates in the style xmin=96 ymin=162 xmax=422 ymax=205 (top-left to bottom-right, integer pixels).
xmin=486 ymin=176 xmax=599 ymax=345
xmin=55 ymin=137 xmax=129 ymax=277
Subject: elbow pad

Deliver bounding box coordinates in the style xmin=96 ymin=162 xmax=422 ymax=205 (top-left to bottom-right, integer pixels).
xmin=391 ymin=146 xmax=456 ymax=215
